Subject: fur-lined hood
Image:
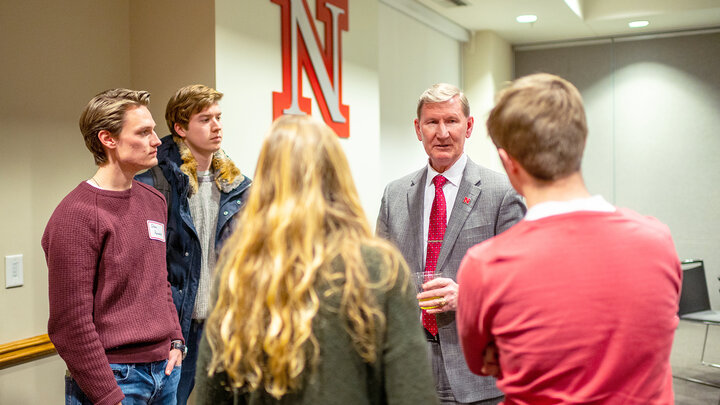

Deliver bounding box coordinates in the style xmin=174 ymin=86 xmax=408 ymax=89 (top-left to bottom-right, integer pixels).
xmin=157 ymin=134 xmax=245 ymax=197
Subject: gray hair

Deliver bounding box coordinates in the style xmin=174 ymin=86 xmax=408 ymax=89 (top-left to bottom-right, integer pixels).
xmin=416 ymin=83 xmax=470 ymax=119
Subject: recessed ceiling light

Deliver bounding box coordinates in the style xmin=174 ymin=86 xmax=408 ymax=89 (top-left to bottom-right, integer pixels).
xmin=516 ymin=15 xmax=538 ymax=24
xmin=628 ymin=20 xmax=649 ymax=28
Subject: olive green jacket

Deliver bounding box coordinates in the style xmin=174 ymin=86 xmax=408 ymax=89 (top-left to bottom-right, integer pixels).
xmin=194 ymin=247 xmax=439 ymax=405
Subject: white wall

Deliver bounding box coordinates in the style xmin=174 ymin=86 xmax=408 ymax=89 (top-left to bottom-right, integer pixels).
xmin=378 ymin=3 xmax=462 ymax=185
xmin=216 ymin=0 xmax=382 ymax=220
xmin=214 ymin=0 xmax=283 ymax=181
xmin=462 ymin=30 xmax=513 ymax=174
xmin=378 ymin=9 xmax=514 ymax=188
xmin=216 ymin=0 xmax=464 ymax=226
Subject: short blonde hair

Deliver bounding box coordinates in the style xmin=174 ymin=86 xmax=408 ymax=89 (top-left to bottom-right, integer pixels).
xmin=165 ymin=84 xmax=223 ymax=135
xmin=487 ymin=73 xmax=587 ymax=181
xmin=79 ymin=88 xmax=150 ymax=165
xmin=416 ymin=83 xmax=470 ymax=119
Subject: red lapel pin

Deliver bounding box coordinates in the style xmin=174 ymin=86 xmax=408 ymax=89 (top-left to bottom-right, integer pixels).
xmin=463 ymin=197 xmax=471 ymax=204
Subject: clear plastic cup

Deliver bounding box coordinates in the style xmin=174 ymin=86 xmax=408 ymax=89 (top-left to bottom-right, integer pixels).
xmin=414 ymin=272 xmax=443 ymax=310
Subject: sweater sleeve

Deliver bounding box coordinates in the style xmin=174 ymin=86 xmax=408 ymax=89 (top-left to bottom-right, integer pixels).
xmin=456 ymin=249 xmax=492 ymax=376
xmin=165 ymin=279 xmax=184 ymax=343
xmin=382 ymin=263 xmax=440 ymax=405
xmin=42 ymin=195 xmax=124 ymax=405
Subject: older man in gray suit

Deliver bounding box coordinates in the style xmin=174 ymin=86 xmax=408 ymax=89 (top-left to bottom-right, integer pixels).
xmin=376 ymin=83 xmax=525 ymax=405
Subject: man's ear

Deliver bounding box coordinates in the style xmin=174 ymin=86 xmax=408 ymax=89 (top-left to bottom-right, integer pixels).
xmin=497 ymin=148 xmax=517 ymax=175
xmin=465 ymin=116 xmax=474 ymax=138
xmin=174 ymin=123 xmax=186 ymax=138
xmin=97 ymin=130 xmax=116 ymax=150
xmin=414 ymin=118 xmax=422 ymax=142
xmin=497 ymin=148 xmax=529 ymax=197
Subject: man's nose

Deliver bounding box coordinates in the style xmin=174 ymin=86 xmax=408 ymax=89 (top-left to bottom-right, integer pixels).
xmin=212 ymin=117 xmax=222 ymax=130
xmin=151 ymin=131 xmax=161 ymax=146
xmin=437 ymin=122 xmax=450 ymax=138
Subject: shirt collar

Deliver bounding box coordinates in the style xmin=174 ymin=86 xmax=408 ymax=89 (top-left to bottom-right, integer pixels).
xmin=525 ymin=195 xmax=616 ymax=221
xmin=426 ymin=154 xmax=467 ymax=189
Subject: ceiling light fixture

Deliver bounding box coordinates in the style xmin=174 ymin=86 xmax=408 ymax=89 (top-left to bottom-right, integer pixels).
xmin=628 ymin=20 xmax=649 ymax=28
xmin=516 ymin=15 xmax=538 ymax=24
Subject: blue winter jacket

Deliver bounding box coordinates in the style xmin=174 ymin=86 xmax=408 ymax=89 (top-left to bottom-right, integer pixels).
xmin=135 ymin=135 xmax=251 ymax=339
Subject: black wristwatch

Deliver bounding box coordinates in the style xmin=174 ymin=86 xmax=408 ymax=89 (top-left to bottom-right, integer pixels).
xmin=171 ymin=340 xmax=187 ymax=360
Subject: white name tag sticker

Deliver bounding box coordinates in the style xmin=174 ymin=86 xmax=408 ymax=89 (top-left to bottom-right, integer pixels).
xmin=147 ymin=220 xmax=165 ymax=242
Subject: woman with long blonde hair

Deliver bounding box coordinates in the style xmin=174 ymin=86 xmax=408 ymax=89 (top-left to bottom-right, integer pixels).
xmin=194 ymin=115 xmax=438 ymax=404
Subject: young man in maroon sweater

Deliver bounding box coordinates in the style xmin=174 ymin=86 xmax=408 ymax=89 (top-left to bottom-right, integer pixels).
xmin=456 ymin=74 xmax=681 ymax=404
xmin=42 ymin=89 xmax=185 ymax=405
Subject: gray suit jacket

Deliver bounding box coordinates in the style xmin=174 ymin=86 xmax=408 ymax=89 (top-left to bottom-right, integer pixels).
xmin=376 ymin=157 xmax=526 ymax=403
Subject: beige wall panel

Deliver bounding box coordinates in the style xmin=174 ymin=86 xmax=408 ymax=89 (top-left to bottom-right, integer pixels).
xmin=0 ymin=0 xmax=131 ymax=342
xmin=0 ymin=356 xmax=66 ymax=404
xmin=0 ymin=0 xmax=131 ymax=401
xmin=129 ymin=0 xmax=216 ymax=133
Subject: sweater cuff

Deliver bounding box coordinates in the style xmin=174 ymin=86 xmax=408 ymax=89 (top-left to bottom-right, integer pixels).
xmin=94 ymin=385 xmax=124 ymax=405
xmin=174 ymin=329 xmax=184 ymax=344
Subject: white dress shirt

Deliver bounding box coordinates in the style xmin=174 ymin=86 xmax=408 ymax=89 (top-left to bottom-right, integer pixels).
xmin=422 ymin=153 xmax=467 ymax=266
xmin=525 ymin=195 xmax=616 ymax=221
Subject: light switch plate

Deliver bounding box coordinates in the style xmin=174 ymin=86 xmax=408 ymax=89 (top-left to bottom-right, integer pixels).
xmin=5 ymin=254 xmax=23 ymax=288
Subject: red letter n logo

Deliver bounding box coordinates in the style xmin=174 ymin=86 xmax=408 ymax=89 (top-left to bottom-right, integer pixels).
xmin=271 ymin=0 xmax=350 ymax=138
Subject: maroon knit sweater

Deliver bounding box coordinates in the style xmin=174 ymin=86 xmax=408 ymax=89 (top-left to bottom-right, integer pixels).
xmin=42 ymin=181 xmax=183 ymax=405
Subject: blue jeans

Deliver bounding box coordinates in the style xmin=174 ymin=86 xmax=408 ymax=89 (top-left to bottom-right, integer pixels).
xmin=65 ymin=360 xmax=181 ymax=405
xmin=176 ymin=319 xmax=204 ymax=405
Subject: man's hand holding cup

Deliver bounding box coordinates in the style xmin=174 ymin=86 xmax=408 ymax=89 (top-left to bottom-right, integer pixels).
xmin=415 ymin=272 xmax=458 ymax=314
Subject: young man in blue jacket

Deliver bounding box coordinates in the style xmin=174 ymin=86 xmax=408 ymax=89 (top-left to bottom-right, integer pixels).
xmin=136 ymin=84 xmax=251 ymax=405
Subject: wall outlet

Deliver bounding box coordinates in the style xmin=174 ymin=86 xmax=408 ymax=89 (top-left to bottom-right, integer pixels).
xmin=5 ymin=254 xmax=23 ymax=288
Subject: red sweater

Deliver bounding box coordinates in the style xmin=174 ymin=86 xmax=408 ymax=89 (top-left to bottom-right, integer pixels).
xmin=457 ymin=209 xmax=681 ymax=405
xmin=42 ymin=181 xmax=182 ymax=405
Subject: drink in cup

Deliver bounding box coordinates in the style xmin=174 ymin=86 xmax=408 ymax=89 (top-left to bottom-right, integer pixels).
xmin=414 ymin=272 xmax=443 ymax=310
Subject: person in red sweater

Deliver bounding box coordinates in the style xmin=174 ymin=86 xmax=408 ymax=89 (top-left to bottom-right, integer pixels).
xmin=42 ymin=89 xmax=185 ymax=405
xmin=456 ymin=73 xmax=682 ymax=405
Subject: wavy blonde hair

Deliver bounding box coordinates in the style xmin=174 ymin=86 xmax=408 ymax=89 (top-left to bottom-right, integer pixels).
xmin=205 ymin=115 xmax=407 ymax=398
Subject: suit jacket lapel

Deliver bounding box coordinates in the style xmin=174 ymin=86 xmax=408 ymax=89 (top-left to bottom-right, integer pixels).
xmin=407 ymin=168 xmax=427 ymax=273
xmin=436 ymin=159 xmax=482 ymax=273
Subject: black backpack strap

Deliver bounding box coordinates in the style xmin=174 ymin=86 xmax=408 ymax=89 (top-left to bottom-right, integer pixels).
xmin=150 ymin=166 xmax=173 ymax=215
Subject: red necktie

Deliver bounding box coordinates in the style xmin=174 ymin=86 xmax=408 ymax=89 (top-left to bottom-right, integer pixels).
xmin=422 ymin=175 xmax=447 ymax=336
